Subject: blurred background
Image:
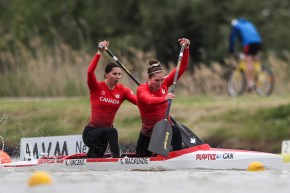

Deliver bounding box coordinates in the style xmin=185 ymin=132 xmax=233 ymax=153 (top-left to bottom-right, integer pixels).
xmin=1 ymin=0 xmax=290 ymax=155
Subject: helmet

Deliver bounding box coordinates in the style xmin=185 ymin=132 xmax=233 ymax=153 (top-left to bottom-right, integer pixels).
xmin=231 ymin=19 xmax=238 ymax=26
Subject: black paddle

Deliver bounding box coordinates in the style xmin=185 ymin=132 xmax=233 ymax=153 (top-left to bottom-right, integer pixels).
xmin=148 ymin=45 xmax=185 ymax=156
xmin=101 ymin=46 xmax=204 ymax=148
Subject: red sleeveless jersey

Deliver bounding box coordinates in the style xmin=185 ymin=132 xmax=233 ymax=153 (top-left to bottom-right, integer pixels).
xmin=137 ymin=48 xmax=189 ymax=136
xmin=87 ymin=54 xmax=137 ymax=128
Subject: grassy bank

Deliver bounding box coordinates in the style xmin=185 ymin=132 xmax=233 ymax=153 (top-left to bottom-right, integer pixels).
xmin=1 ymin=95 xmax=290 ymax=155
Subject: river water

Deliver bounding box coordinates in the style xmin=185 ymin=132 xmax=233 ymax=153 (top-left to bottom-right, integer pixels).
xmin=1 ymin=164 xmax=290 ymax=193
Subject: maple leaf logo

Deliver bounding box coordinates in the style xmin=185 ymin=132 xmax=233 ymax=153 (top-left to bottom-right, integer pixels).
xmin=190 ymin=137 xmax=196 ymax=144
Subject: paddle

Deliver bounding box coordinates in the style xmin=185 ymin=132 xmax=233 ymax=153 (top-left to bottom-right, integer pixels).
xmin=148 ymin=45 xmax=185 ymax=156
xmin=101 ymin=45 xmax=204 ymax=148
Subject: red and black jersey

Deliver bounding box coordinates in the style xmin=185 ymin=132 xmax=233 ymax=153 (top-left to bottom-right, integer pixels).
xmin=87 ymin=54 xmax=137 ymax=128
xmin=137 ymin=48 xmax=189 ymax=136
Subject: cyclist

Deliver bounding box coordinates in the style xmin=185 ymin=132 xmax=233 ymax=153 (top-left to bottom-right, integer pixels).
xmin=229 ymin=18 xmax=262 ymax=91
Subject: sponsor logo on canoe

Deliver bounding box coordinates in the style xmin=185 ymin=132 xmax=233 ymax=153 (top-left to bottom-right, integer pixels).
xmin=196 ymin=153 xmax=234 ymax=160
xmin=196 ymin=154 xmax=216 ymax=160
xmin=216 ymin=153 xmax=234 ymax=160
xmin=100 ymin=97 xmax=120 ymax=104
xmin=64 ymin=159 xmax=86 ymax=166
xmin=120 ymin=158 xmax=149 ymax=165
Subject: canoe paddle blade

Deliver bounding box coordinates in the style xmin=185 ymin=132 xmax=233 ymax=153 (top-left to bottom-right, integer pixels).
xmin=148 ymin=120 xmax=173 ymax=157
xmin=176 ymin=124 xmax=205 ymax=147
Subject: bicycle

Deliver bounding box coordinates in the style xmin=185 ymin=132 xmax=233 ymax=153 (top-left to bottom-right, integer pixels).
xmin=227 ymin=53 xmax=274 ymax=97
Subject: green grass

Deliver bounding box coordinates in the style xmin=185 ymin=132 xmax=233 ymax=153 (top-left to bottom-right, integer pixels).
xmin=1 ymin=95 xmax=290 ymax=154
xmin=199 ymin=97 xmax=290 ymax=153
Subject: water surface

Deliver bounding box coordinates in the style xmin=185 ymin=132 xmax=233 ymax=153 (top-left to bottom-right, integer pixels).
xmin=1 ymin=164 xmax=290 ymax=193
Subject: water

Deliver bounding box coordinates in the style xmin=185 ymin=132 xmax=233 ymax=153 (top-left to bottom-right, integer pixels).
xmin=1 ymin=165 xmax=290 ymax=193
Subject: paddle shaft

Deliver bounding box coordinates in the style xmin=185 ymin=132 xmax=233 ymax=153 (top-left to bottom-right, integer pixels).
xmin=105 ymin=48 xmax=140 ymax=86
xmin=165 ymin=45 xmax=185 ymax=118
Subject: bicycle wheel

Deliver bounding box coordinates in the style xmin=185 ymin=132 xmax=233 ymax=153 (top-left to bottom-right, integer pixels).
xmin=227 ymin=68 xmax=247 ymax=97
xmin=255 ymin=65 xmax=274 ymax=96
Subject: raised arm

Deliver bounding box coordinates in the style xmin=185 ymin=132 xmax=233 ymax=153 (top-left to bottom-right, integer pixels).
xmin=164 ymin=38 xmax=190 ymax=86
xmin=87 ymin=40 xmax=109 ymax=90
xmin=87 ymin=53 xmax=101 ymax=90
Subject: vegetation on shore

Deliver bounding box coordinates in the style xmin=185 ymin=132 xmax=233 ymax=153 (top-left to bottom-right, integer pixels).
xmin=1 ymin=95 xmax=290 ymax=156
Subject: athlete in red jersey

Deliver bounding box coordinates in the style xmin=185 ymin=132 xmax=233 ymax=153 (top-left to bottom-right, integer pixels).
xmin=136 ymin=38 xmax=190 ymax=157
xmin=82 ymin=40 xmax=137 ymax=158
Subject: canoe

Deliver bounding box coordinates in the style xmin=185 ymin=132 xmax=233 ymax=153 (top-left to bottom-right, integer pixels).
xmin=1 ymin=143 xmax=284 ymax=170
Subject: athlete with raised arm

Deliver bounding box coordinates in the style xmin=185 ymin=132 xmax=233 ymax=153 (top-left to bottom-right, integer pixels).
xmin=82 ymin=40 xmax=137 ymax=158
xmin=136 ymin=38 xmax=190 ymax=157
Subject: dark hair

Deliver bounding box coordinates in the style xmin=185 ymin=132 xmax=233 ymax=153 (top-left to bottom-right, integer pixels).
xmin=104 ymin=62 xmax=120 ymax=78
xmin=147 ymin=59 xmax=163 ymax=78
xmin=105 ymin=62 xmax=120 ymax=73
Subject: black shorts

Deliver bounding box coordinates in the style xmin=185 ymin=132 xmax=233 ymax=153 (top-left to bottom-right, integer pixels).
xmin=82 ymin=125 xmax=120 ymax=158
xmin=243 ymin=43 xmax=261 ymax=56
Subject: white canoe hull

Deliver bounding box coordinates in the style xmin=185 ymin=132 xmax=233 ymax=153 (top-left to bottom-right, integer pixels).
xmin=1 ymin=144 xmax=284 ymax=171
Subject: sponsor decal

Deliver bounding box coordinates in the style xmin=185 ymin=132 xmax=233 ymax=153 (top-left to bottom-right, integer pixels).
xmin=64 ymin=159 xmax=86 ymax=166
xmin=196 ymin=154 xmax=216 ymax=160
xmin=164 ymin=131 xmax=170 ymax=150
xmin=196 ymin=153 xmax=234 ymax=160
xmin=216 ymin=153 xmax=234 ymax=160
xmin=120 ymin=158 xmax=149 ymax=165
xmin=99 ymin=97 xmax=120 ymax=104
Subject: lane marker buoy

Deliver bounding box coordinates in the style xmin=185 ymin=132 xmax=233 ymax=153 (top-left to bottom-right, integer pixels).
xmin=0 ymin=135 xmax=11 ymax=164
xmin=28 ymin=171 xmax=53 ymax=187
xmin=282 ymin=154 xmax=290 ymax=163
xmin=247 ymin=161 xmax=265 ymax=171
